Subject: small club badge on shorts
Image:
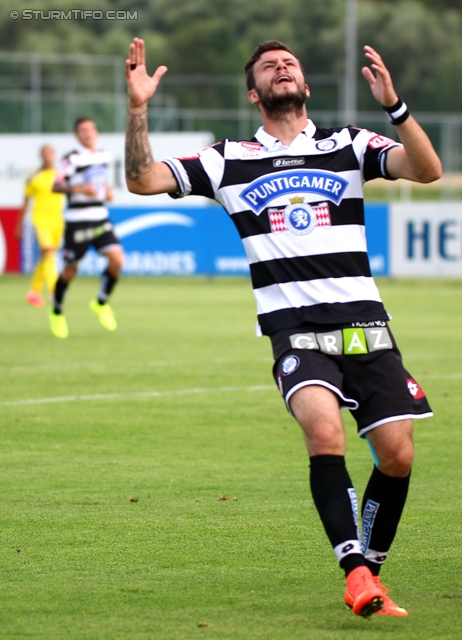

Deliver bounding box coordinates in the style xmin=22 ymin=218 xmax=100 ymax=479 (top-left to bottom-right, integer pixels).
xmin=281 ymin=354 xmax=300 ymax=376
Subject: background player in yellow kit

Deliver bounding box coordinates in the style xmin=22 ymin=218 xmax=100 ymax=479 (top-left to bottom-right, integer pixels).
xmin=15 ymin=145 xmax=65 ymax=308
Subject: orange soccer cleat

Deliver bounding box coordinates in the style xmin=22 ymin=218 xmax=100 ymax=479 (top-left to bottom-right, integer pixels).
xmin=373 ymin=576 xmax=408 ymax=616
xmin=344 ymin=566 xmax=384 ymax=618
xmin=26 ymin=291 xmax=45 ymax=308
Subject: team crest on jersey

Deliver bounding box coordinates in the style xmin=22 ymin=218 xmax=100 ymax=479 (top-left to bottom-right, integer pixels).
xmin=285 ymin=198 xmax=317 ymax=235
xmin=315 ymin=139 xmax=337 ymax=152
xmin=239 ymin=169 xmax=348 ymax=214
xmin=269 ymin=201 xmax=331 ymax=234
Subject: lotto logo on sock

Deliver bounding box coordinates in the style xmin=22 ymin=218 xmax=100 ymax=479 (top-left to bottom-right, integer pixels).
xmin=406 ymin=378 xmax=426 ymax=399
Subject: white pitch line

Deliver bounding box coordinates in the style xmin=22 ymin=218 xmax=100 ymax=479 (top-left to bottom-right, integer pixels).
xmin=0 ymin=357 xmax=270 ymax=374
xmin=0 ymin=385 xmax=275 ymax=407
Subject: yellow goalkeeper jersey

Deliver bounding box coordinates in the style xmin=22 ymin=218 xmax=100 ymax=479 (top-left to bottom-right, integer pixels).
xmin=24 ymin=168 xmax=64 ymax=227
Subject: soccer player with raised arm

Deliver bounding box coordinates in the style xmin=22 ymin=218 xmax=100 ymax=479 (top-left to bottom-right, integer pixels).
xmin=124 ymin=37 xmax=441 ymax=617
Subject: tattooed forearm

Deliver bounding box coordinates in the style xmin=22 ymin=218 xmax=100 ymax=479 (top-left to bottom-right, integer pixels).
xmin=125 ymin=109 xmax=154 ymax=182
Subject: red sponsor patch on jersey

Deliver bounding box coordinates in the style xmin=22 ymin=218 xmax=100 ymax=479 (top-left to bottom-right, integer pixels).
xmin=177 ymin=152 xmax=201 ymax=161
xmin=269 ymin=209 xmax=287 ymax=232
xmin=241 ymin=141 xmax=262 ymax=151
xmin=406 ymin=378 xmax=426 ymax=399
xmin=241 ymin=141 xmax=263 ymax=158
xmin=367 ymin=134 xmax=395 ymax=149
xmin=313 ymin=202 xmax=331 ymax=226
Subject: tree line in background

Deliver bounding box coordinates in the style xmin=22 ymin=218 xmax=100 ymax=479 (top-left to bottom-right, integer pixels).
xmin=0 ymin=0 xmax=461 ymax=117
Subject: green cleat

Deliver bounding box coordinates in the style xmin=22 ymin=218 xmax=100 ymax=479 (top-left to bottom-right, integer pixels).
xmin=49 ymin=309 xmax=69 ymax=339
xmin=89 ymin=299 xmax=117 ymax=331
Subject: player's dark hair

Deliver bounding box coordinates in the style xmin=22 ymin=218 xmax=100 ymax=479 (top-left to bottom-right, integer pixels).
xmin=245 ymin=41 xmax=304 ymax=91
xmin=74 ymin=117 xmax=94 ymax=132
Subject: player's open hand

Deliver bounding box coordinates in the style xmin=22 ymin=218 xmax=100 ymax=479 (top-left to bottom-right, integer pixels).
xmin=125 ymin=38 xmax=168 ymax=111
xmin=361 ymin=45 xmax=398 ymax=108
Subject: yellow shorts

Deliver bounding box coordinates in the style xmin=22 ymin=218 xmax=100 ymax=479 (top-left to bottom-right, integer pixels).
xmin=34 ymin=222 xmax=64 ymax=251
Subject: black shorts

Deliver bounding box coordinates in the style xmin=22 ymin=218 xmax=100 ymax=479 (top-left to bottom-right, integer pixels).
xmin=62 ymin=219 xmax=120 ymax=264
xmin=272 ymin=323 xmax=432 ymax=436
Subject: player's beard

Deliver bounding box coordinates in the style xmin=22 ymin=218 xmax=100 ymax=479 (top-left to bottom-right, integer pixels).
xmin=255 ymin=82 xmax=307 ymax=119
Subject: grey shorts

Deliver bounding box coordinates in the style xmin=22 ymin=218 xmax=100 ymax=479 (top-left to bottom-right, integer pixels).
xmin=272 ymin=324 xmax=432 ymax=437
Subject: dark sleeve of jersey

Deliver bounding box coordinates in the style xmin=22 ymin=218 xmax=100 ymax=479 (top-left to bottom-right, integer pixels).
xmin=349 ymin=127 xmax=399 ymax=182
xmin=363 ymin=145 xmax=399 ymax=182
xmin=180 ymin=158 xmax=215 ymax=199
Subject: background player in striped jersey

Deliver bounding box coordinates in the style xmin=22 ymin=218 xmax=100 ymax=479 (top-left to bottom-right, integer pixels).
xmin=15 ymin=145 xmax=64 ymax=308
xmin=124 ymin=38 xmax=441 ymax=617
xmin=50 ymin=118 xmax=124 ymax=338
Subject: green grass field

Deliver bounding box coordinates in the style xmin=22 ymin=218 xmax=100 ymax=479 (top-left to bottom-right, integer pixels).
xmin=1 ymin=274 xmax=461 ymax=640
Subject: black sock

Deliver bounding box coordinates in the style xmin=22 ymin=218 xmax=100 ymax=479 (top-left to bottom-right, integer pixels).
xmin=53 ymin=276 xmax=69 ymax=314
xmin=97 ymin=269 xmax=118 ymax=304
xmin=310 ymin=455 xmax=365 ymax=576
xmin=361 ymin=466 xmax=410 ymax=576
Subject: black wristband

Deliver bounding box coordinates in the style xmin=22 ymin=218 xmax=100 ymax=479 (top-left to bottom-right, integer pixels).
xmin=382 ymin=97 xmax=410 ymax=125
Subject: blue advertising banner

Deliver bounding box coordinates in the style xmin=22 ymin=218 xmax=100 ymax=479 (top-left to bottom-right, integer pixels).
xmin=24 ymin=203 xmax=390 ymax=277
xmin=77 ymin=205 xmax=250 ymax=276
xmin=364 ymin=203 xmax=389 ymax=276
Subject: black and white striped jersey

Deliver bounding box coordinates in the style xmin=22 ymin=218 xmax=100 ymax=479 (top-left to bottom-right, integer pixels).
xmin=164 ymin=120 xmax=401 ymax=335
xmin=57 ymin=143 xmax=111 ymax=222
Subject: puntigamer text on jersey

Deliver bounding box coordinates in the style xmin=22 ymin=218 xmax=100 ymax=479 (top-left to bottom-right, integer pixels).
xmin=240 ymin=169 xmax=349 ymax=213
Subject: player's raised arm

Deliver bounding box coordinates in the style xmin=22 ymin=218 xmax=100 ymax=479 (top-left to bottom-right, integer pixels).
xmin=362 ymin=45 xmax=442 ymax=183
xmin=125 ymin=38 xmax=178 ymax=195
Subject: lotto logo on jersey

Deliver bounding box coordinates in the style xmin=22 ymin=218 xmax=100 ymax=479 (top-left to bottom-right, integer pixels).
xmin=406 ymin=378 xmax=426 ymax=399
xmin=367 ymin=134 xmax=395 ymax=149
xmin=240 ymin=169 xmax=348 ymax=214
